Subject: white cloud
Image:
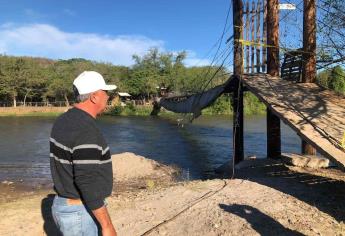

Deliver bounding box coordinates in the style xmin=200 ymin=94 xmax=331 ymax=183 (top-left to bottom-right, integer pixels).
xmin=184 ymin=58 xmax=211 ymax=67
xmin=0 ymin=23 xmax=165 ymax=65
xmin=0 ymin=23 xmax=210 ymax=67
xmin=183 ymin=50 xmax=211 ymax=67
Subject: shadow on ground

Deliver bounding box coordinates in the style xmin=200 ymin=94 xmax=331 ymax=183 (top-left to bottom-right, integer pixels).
xmin=217 ymin=160 xmax=345 ymax=222
xmin=41 ymin=194 xmax=61 ymax=236
xmin=219 ymin=203 xmax=304 ymax=236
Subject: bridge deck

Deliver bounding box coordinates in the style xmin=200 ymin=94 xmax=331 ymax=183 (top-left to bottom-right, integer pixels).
xmin=242 ymin=73 xmax=345 ymax=169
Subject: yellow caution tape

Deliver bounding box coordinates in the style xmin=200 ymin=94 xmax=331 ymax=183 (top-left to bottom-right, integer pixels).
xmin=237 ymin=39 xmax=274 ymax=48
xmin=235 ymin=39 xmax=313 ymax=55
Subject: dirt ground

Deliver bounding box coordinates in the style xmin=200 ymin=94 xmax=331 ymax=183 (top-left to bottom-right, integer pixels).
xmin=0 ymin=153 xmax=344 ymax=236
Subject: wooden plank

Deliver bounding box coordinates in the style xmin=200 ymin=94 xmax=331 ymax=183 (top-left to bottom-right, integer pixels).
xmin=256 ymin=0 xmax=261 ymax=73
xmin=284 ymin=61 xmax=302 ymax=66
xmin=281 ymin=49 xmax=303 ymax=82
xmin=281 ymin=73 xmax=302 ymax=80
xmin=281 ymin=71 xmax=302 ymax=76
xmin=242 ymin=73 xmax=345 ymax=169
xmin=281 ymin=69 xmax=303 ymax=74
xmin=262 ymin=0 xmax=267 ymax=72
xmin=251 ymin=1 xmax=255 ymax=73
xmin=285 ymin=55 xmax=303 ymax=60
xmin=245 ymin=63 xmax=267 ymax=70
xmin=246 ymin=1 xmax=250 ymax=73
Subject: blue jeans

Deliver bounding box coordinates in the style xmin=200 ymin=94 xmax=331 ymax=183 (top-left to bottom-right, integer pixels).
xmin=52 ymin=195 xmax=99 ymax=236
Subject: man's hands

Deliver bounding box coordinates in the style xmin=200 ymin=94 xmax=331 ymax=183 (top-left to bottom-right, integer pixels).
xmin=92 ymin=205 xmax=117 ymax=236
xmin=102 ymin=225 xmax=117 ymax=236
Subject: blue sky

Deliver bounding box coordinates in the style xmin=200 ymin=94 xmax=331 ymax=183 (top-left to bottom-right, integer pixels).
xmin=0 ymin=0 xmax=232 ymax=66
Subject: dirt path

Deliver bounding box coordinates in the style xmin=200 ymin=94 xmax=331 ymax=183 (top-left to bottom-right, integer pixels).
xmin=0 ymin=154 xmax=344 ymax=236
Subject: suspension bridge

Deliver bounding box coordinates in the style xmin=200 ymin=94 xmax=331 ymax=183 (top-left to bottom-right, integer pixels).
xmin=154 ymin=0 xmax=345 ymax=170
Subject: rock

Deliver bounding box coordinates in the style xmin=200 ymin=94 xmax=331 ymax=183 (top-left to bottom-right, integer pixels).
xmin=306 ymin=156 xmax=329 ymax=168
xmin=284 ymin=154 xmax=310 ymax=167
xmin=282 ymin=153 xmax=330 ymax=169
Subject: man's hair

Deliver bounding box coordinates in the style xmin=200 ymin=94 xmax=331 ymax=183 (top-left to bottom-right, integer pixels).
xmin=76 ymin=93 xmax=92 ymax=102
xmin=73 ymin=85 xmax=91 ymax=103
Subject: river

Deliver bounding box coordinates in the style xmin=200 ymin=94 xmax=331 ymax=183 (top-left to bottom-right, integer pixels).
xmin=0 ymin=115 xmax=300 ymax=183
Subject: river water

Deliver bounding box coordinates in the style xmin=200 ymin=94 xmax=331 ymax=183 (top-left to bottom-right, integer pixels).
xmin=0 ymin=115 xmax=300 ymax=183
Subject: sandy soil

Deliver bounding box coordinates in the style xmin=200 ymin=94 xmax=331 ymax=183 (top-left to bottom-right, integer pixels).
xmin=0 ymin=153 xmax=344 ymax=236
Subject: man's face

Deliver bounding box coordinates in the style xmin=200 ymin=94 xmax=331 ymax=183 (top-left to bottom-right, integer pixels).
xmin=94 ymin=90 xmax=109 ymax=114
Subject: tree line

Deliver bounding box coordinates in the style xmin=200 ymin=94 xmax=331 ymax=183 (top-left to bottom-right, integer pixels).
xmin=0 ymin=48 xmax=343 ymax=109
xmin=0 ymin=48 xmax=228 ymax=107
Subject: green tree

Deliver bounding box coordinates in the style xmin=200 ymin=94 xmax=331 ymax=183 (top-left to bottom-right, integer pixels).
xmin=329 ymin=66 xmax=345 ymax=94
xmin=46 ymin=60 xmax=75 ymax=106
xmin=130 ymin=48 xmax=187 ymax=98
xmin=0 ymin=57 xmax=31 ymax=107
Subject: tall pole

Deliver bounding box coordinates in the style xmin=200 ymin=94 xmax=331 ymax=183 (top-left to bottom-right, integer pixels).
xmin=266 ymin=0 xmax=281 ymax=159
xmin=233 ymin=0 xmax=244 ymax=164
xmin=302 ymin=0 xmax=316 ymax=83
xmin=301 ymin=0 xmax=317 ymax=155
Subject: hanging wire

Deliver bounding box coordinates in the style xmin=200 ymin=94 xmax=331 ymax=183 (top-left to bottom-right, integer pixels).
xmin=182 ymin=1 xmax=233 ymax=93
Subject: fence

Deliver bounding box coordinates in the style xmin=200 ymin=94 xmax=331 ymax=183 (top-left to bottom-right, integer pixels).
xmin=0 ymin=100 xmax=153 ymax=108
xmin=242 ymin=0 xmax=267 ymax=73
xmin=0 ymin=101 xmax=74 ymax=107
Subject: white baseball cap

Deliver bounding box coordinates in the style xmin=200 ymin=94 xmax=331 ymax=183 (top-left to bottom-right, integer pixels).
xmin=73 ymin=71 xmax=117 ymax=95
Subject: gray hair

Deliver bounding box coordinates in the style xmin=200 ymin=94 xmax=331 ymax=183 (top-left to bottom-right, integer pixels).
xmin=76 ymin=93 xmax=92 ymax=103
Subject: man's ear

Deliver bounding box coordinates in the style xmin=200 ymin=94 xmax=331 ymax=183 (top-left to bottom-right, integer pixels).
xmin=89 ymin=92 xmax=98 ymax=104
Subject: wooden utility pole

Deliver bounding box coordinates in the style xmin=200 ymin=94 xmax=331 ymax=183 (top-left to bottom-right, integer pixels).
xmin=302 ymin=0 xmax=317 ymax=155
xmin=233 ymin=0 xmax=244 ymax=164
xmin=266 ymin=0 xmax=281 ymax=159
xmin=266 ymin=0 xmax=279 ymax=76
xmin=302 ymin=0 xmax=316 ymax=83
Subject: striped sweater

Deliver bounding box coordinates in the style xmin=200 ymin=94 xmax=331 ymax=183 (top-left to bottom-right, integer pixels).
xmin=50 ymin=107 xmax=113 ymax=210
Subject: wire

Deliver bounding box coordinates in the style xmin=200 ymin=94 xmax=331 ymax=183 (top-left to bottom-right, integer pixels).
xmin=318 ymin=0 xmax=345 ymax=16
xmin=139 ymin=179 xmax=235 ymax=236
xmin=187 ymin=1 xmax=232 ymax=86
xmin=284 ymin=0 xmax=345 ymax=39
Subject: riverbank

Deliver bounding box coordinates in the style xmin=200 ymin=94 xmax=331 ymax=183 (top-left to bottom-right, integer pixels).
xmin=0 ymin=105 xmax=266 ymax=117
xmin=0 ymin=153 xmax=344 ymax=235
xmin=0 ymin=93 xmax=266 ymax=117
xmin=0 ymin=107 xmax=68 ymax=116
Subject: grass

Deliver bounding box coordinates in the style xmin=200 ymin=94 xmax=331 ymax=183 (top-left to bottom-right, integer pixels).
xmin=0 ymin=112 xmax=63 ymax=117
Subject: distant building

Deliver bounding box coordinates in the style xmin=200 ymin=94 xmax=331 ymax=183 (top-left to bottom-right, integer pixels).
xmin=110 ymin=92 xmax=131 ymax=107
xmin=118 ymin=92 xmax=131 ymax=106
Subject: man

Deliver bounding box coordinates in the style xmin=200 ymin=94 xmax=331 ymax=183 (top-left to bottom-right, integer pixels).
xmin=50 ymin=71 xmax=117 ymax=236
